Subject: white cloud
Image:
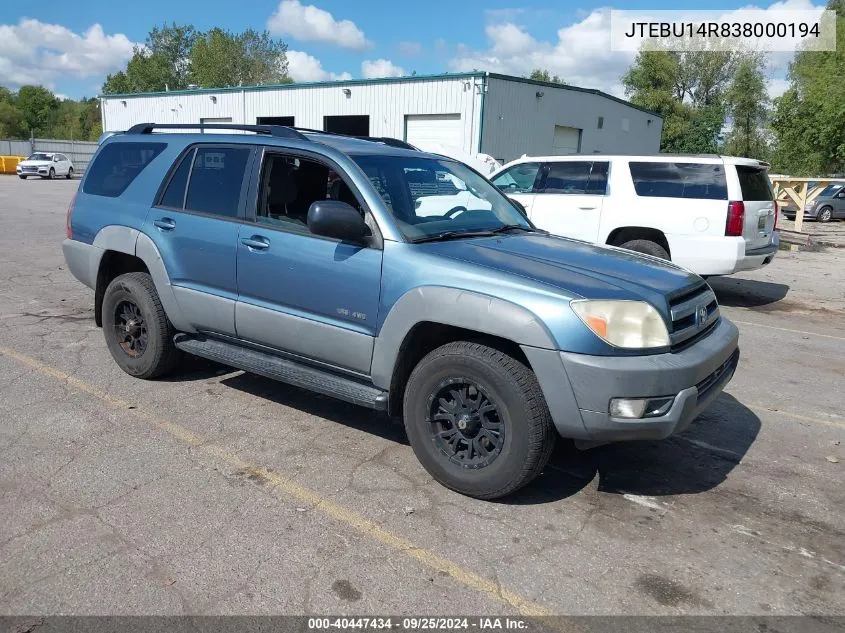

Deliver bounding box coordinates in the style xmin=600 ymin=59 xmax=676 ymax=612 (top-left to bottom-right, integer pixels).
xmin=767 ymin=77 xmax=792 ymax=99
xmin=450 ymin=1 xmax=824 ymax=98
xmin=0 ymin=19 xmax=135 ymax=89
xmin=361 ymin=59 xmax=405 ymax=79
xmin=268 ymin=0 xmax=369 ymax=50
xmin=286 ymin=50 xmax=351 ymax=82
xmin=398 ymin=41 xmax=422 ymax=56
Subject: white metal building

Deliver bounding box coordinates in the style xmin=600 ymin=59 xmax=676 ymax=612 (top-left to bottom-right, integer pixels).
xmin=101 ymin=72 xmax=663 ymax=163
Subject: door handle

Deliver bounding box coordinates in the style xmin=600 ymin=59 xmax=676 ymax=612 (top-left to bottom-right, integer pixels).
xmin=241 ymin=235 xmax=270 ymax=251
xmin=578 ymin=206 xmax=597 ymax=210
xmin=154 ymin=218 xmax=176 ymax=231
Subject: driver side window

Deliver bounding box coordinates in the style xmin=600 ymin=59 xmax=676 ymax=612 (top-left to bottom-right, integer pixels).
xmin=492 ymin=162 xmax=541 ymax=194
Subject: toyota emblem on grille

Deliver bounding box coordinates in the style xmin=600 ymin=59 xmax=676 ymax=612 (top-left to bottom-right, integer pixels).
xmin=696 ymin=304 xmax=709 ymax=327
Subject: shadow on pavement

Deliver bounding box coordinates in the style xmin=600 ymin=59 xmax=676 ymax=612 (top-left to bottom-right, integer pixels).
xmin=708 ymin=276 xmax=790 ymax=308
xmin=507 ymin=393 xmax=760 ymax=504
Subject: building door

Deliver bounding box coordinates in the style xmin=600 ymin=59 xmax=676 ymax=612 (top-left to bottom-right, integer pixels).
xmin=404 ymin=114 xmax=462 ymax=151
xmin=552 ymin=125 xmax=581 ymax=155
xmin=323 ymin=115 xmax=369 ymax=136
xmin=256 ymin=116 xmax=295 ymax=126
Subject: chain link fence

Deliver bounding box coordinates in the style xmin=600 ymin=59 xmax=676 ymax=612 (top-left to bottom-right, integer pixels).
xmin=1 ymin=138 xmax=98 ymax=174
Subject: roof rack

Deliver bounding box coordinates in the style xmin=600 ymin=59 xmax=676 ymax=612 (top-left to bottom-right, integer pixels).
xmin=356 ymin=137 xmax=418 ymax=150
xmin=126 ymin=123 xmax=307 ymax=140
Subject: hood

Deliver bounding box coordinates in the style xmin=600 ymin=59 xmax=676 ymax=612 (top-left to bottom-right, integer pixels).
xmin=19 ymin=160 xmax=52 ymax=167
xmin=417 ymin=233 xmax=701 ymax=309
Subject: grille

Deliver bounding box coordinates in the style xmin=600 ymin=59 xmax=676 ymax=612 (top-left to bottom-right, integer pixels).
xmin=696 ymin=349 xmax=739 ymax=398
xmin=21 ymin=166 xmax=38 ymax=173
xmin=668 ymin=283 xmax=720 ymax=350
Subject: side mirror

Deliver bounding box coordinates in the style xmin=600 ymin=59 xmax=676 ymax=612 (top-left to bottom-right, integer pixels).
xmin=836 ymin=191 xmax=845 ymax=199
xmin=510 ymin=198 xmax=528 ymax=217
xmin=307 ymin=200 xmax=370 ymax=243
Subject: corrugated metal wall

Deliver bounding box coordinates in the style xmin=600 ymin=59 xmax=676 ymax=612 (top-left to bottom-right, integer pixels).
xmin=101 ymin=77 xmax=483 ymax=154
xmin=481 ymin=77 xmax=663 ymax=163
xmin=0 ymin=138 xmax=98 ymax=172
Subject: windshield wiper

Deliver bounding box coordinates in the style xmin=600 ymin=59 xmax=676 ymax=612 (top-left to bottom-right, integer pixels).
xmin=411 ymin=230 xmax=497 ymax=243
xmin=489 ymin=224 xmax=548 ymax=235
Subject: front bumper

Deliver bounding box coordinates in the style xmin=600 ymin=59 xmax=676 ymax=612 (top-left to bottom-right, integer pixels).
xmin=522 ymin=317 xmax=739 ymax=442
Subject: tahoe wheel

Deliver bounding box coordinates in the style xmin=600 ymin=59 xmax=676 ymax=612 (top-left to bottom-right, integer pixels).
xmin=403 ymin=341 xmax=555 ymax=499
xmin=66 ymin=167 xmax=74 ymax=180
xmin=620 ymin=239 xmax=670 ymax=260
xmin=102 ymin=272 xmax=181 ymax=379
xmin=818 ymin=207 xmax=833 ymax=223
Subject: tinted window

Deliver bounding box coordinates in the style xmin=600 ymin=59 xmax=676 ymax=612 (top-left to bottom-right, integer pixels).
xmin=158 ymin=149 xmax=194 ymax=209
xmin=185 ymin=147 xmax=250 ymax=217
xmin=491 ymin=163 xmax=541 ymax=194
xmin=629 ymin=162 xmax=727 ymax=200
xmin=818 ymin=184 xmax=844 ymax=197
xmin=84 ymin=142 xmax=166 ymax=198
xmin=543 ymin=161 xmax=591 ymax=194
xmin=586 ymin=162 xmax=609 ymax=195
xmin=735 ymin=166 xmax=773 ymax=201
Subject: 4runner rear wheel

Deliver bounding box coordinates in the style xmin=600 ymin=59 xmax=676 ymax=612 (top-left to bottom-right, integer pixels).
xmin=403 ymin=341 xmax=555 ymax=499
xmin=102 ymin=272 xmax=182 ymax=379
xmin=620 ymin=239 xmax=669 ymax=260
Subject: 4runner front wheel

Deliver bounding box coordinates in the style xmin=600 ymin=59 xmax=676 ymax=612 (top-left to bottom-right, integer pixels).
xmin=403 ymin=341 xmax=555 ymax=499
xmin=102 ymin=272 xmax=182 ymax=379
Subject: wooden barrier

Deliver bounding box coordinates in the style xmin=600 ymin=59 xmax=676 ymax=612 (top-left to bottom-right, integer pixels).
xmin=770 ymin=176 xmax=845 ymax=233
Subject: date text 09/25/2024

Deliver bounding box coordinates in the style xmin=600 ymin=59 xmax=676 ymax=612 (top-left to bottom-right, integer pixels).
xmin=308 ymin=618 xmax=530 ymax=630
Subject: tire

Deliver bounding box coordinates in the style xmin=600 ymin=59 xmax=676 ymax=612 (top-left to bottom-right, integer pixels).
xmin=66 ymin=167 xmax=73 ymax=180
xmin=403 ymin=341 xmax=555 ymax=499
xmin=102 ymin=272 xmax=182 ymax=379
xmin=18 ymin=175 xmax=26 ymax=180
xmin=818 ymin=206 xmax=833 ymax=223
xmin=48 ymin=167 xmax=55 ymax=180
xmin=619 ymin=239 xmax=670 ymax=260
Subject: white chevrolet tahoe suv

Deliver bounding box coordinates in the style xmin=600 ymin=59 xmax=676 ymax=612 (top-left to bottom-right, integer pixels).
xmin=491 ymin=154 xmax=779 ymax=276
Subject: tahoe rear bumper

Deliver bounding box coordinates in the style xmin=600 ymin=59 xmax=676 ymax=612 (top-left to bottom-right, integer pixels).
xmin=521 ymin=317 xmax=739 ymax=442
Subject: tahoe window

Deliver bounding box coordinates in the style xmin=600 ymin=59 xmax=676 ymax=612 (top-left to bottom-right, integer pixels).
xmin=541 ymin=161 xmax=609 ymax=195
xmin=491 ymin=163 xmax=541 ymax=194
xmin=736 ymin=166 xmax=774 ymax=201
xmin=629 ymin=162 xmax=727 ymax=200
xmin=84 ymin=142 xmax=166 ymax=198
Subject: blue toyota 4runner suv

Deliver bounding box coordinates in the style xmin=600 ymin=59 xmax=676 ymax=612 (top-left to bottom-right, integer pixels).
xmin=62 ymin=123 xmax=739 ymax=499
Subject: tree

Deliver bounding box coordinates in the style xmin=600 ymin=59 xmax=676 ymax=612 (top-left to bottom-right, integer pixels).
xmin=190 ymin=28 xmax=290 ymax=88
xmin=15 ymin=86 xmax=58 ymax=136
xmin=0 ymin=102 xmax=25 ymax=138
xmin=771 ymin=0 xmax=845 ymax=175
xmin=723 ymin=55 xmax=769 ymax=159
xmin=103 ymin=23 xmax=197 ymax=94
xmin=529 ymin=69 xmax=565 ymax=84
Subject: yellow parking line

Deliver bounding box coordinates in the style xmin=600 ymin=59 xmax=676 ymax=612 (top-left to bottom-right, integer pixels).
xmin=0 ymin=345 xmax=550 ymax=617
xmin=732 ymin=319 xmax=845 ymax=342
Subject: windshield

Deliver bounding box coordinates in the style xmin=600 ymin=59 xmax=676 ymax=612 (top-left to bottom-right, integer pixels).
xmin=352 ymin=155 xmax=531 ymax=241
xmin=817 ymin=184 xmax=843 ymax=197
xmin=28 ymin=153 xmax=52 ymax=161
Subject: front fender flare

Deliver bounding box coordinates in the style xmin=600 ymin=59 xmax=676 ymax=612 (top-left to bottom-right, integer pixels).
xmin=370 ymin=286 xmax=557 ymax=390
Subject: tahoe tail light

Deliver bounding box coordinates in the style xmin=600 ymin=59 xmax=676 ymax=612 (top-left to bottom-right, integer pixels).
xmin=773 ymin=200 xmax=779 ymax=230
xmin=726 ymin=201 xmax=745 ymax=237
xmin=66 ymin=192 xmax=77 ymax=239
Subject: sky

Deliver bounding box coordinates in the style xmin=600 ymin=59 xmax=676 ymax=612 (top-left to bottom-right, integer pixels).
xmin=0 ymin=0 xmax=827 ymax=101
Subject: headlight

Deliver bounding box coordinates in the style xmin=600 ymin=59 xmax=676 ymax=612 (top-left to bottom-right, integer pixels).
xmin=570 ymin=300 xmax=670 ymax=349
xmin=805 ymin=200 xmax=816 ymax=209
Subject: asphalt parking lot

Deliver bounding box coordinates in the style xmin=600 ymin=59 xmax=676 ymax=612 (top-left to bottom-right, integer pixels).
xmin=1 ymin=176 xmax=843 ymax=618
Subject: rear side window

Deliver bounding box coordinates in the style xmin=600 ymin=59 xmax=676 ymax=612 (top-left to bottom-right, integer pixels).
xmin=543 ymin=161 xmax=591 ymax=194
xmin=158 ymin=149 xmax=195 ymax=209
xmin=735 ymin=166 xmax=774 ymax=201
xmin=185 ymin=147 xmax=251 ymax=217
xmin=84 ymin=142 xmax=166 ymax=198
xmin=586 ymin=162 xmax=609 ymax=195
xmin=629 ymin=162 xmax=727 ymax=200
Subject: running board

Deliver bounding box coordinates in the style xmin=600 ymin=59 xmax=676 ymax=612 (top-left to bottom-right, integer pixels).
xmin=174 ymin=334 xmax=388 ymax=411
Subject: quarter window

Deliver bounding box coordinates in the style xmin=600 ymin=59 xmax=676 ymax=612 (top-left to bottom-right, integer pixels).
xmin=83 ymin=142 xmax=166 ymax=198
xmin=158 ymin=149 xmax=195 ymax=209
xmin=629 ymin=162 xmax=727 ymax=200
xmin=184 ymin=147 xmax=251 ymax=217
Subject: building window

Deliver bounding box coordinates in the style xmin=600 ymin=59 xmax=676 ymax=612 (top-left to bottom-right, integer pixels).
xmin=597 ymin=117 xmax=604 ymax=129
xmin=622 ymin=118 xmax=630 ymax=132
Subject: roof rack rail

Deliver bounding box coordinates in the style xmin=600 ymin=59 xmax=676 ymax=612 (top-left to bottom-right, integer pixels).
xmin=356 ymin=137 xmax=418 ymax=150
xmin=126 ymin=123 xmax=308 ymax=140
